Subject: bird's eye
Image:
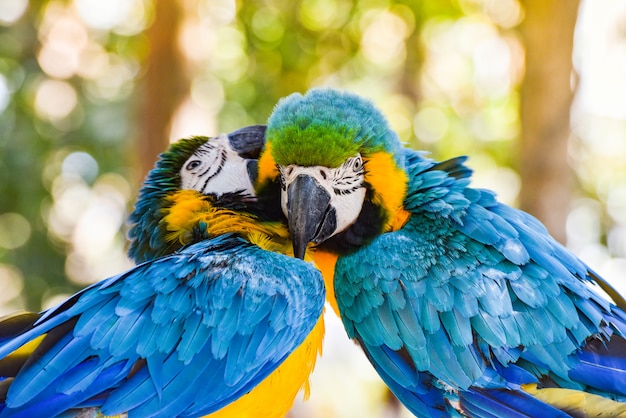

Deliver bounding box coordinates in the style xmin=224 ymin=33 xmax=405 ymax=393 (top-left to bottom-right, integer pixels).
xmin=351 ymin=157 xmax=363 ymax=172
xmin=185 ymin=160 xmax=202 ymax=171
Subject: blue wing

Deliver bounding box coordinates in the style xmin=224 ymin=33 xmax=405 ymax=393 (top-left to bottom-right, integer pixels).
xmin=335 ymin=148 xmax=626 ymax=417
xmin=0 ymin=234 xmax=324 ymax=418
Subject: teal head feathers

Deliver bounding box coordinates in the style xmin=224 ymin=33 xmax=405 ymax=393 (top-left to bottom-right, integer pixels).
xmin=266 ymin=88 xmax=404 ymax=168
xmin=262 ymin=88 xmax=409 ymax=259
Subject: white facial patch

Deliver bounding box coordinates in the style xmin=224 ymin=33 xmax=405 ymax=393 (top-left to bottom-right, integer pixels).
xmin=180 ymin=134 xmax=256 ymax=197
xmin=279 ymin=154 xmax=366 ymax=238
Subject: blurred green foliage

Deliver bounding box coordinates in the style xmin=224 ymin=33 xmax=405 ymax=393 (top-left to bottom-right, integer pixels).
xmin=0 ymin=0 xmax=147 ymax=310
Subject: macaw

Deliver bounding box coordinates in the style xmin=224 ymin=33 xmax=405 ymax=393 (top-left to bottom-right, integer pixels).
xmin=126 ymin=125 xmax=325 ymax=418
xmin=0 ymin=127 xmax=325 ymax=418
xmin=256 ymin=88 xmax=626 ymax=417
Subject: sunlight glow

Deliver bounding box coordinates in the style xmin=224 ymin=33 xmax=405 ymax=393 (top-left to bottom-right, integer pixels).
xmin=0 ymin=265 xmax=24 ymax=314
xmin=169 ymin=97 xmax=218 ymax=143
xmin=0 ymin=74 xmax=9 ymax=112
xmin=0 ymin=0 xmax=28 ymax=25
xmin=299 ymin=0 xmax=346 ymax=31
xmin=212 ymin=27 xmax=249 ymax=82
xmin=252 ymin=8 xmax=285 ymax=44
xmin=190 ymin=75 xmax=225 ymax=113
xmin=0 ymin=213 xmax=31 ymax=250
xmin=34 ymin=78 xmax=78 ymax=121
xmin=360 ymin=10 xmax=409 ymax=68
xmin=198 ymin=0 xmax=236 ymax=25
xmin=178 ymin=19 xmax=215 ymax=62
xmin=566 ymin=199 xmax=602 ymax=249
xmin=414 ymin=106 xmax=450 ymax=143
xmin=37 ymin=14 xmax=88 ymax=79
xmin=62 ymin=151 xmax=99 ymax=183
xmin=574 ymin=0 xmax=626 ymax=119
xmin=46 ymin=173 xmax=132 ymax=286
xmin=74 ymin=0 xmax=148 ymax=34
xmin=607 ymin=186 xmax=626 ymax=226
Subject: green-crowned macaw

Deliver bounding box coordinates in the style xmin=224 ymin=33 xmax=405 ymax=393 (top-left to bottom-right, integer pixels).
xmin=256 ymin=88 xmax=626 ymax=417
xmin=0 ymin=127 xmax=325 ymax=418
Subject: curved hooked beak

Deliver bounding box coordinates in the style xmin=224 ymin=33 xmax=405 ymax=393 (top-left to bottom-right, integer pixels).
xmin=227 ymin=125 xmax=267 ymax=158
xmin=287 ymin=174 xmax=337 ymax=259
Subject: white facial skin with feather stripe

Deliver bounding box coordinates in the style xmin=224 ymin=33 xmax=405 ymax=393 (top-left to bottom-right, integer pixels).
xmin=278 ymin=154 xmax=367 ymax=258
xmin=180 ymin=134 xmax=256 ymax=197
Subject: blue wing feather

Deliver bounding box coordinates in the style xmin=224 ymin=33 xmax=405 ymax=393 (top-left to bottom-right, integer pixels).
xmin=334 ymin=148 xmax=626 ymax=416
xmin=0 ymin=235 xmax=325 ymax=417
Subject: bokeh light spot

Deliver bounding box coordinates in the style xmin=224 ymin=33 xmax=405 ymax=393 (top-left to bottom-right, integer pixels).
xmin=607 ymin=186 xmax=626 ymax=225
xmin=37 ymin=14 xmax=89 ymax=79
xmin=360 ymin=10 xmax=409 ymax=67
xmin=0 ymin=264 xmax=24 ymax=310
xmin=567 ymin=199 xmax=602 ymax=247
xmin=299 ymin=0 xmax=338 ymax=31
xmin=252 ymin=8 xmax=285 ymax=44
xmin=0 ymin=0 xmax=28 ymax=25
xmin=62 ymin=151 xmax=99 ymax=183
xmin=75 ymin=0 xmax=134 ymax=30
xmin=198 ymin=0 xmax=236 ymax=25
xmin=414 ymin=106 xmax=449 ymax=143
xmin=0 ymin=213 xmax=32 ymax=250
xmin=190 ymin=75 xmax=224 ymax=112
xmin=34 ymin=79 xmax=78 ymax=121
xmin=0 ymin=74 xmax=9 ymax=112
xmin=212 ymin=28 xmax=248 ymax=82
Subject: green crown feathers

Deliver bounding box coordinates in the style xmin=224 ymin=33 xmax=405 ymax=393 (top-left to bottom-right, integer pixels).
xmin=266 ymin=88 xmax=404 ymax=168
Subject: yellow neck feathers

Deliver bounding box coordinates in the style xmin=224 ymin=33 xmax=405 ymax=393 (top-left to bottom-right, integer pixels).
xmin=363 ymin=152 xmax=410 ymax=232
xmin=162 ymin=190 xmax=289 ymax=247
xmin=256 ymin=143 xmax=280 ymax=188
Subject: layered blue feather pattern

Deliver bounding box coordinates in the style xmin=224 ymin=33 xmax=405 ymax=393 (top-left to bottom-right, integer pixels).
xmin=334 ymin=147 xmax=626 ymax=416
xmin=0 ymin=235 xmax=324 ymax=417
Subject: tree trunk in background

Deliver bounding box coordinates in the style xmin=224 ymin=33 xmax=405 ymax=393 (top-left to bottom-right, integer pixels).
xmin=518 ymin=0 xmax=580 ymax=244
xmin=135 ymin=0 xmax=188 ymax=185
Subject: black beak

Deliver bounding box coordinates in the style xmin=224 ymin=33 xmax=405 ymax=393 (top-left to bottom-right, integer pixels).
xmin=246 ymin=160 xmax=258 ymax=185
xmin=227 ymin=125 xmax=266 ymax=159
xmin=287 ymin=175 xmax=336 ymax=259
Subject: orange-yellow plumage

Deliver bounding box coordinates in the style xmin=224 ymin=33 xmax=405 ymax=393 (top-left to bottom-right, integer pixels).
xmin=163 ymin=190 xmax=289 ymax=245
xmin=256 ymin=142 xmax=279 ymax=188
xmin=363 ymin=152 xmax=408 ymax=231
xmin=312 ymin=250 xmax=340 ymax=316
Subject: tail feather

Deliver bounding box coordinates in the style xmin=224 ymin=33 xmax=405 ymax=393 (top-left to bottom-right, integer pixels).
xmin=460 ymin=387 xmax=571 ymax=418
xmin=524 ymin=384 xmax=626 ymax=417
xmin=0 ymin=312 xmax=40 ymax=342
xmin=569 ymin=336 xmax=626 ymax=397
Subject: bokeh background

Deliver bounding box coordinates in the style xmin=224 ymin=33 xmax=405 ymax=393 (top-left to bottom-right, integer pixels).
xmin=0 ymin=0 xmax=625 ymax=416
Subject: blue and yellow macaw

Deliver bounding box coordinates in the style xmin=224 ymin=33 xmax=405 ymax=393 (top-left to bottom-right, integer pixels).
xmin=0 ymin=127 xmax=325 ymax=417
xmin=257 ymin=88 xmax=626 ymax=417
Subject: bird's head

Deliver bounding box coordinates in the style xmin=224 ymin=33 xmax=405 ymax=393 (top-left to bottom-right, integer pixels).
xmin=128 ymin=125 xmax=267 ymax=263
xmin=258 ymin=88 xmax=409 ymax=259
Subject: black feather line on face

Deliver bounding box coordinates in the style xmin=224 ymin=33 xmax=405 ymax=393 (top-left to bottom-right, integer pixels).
xmin=318 ymin=188 xmax=386 ymax=256
xmin=199 ymin=149 xmax=227 ymax=193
